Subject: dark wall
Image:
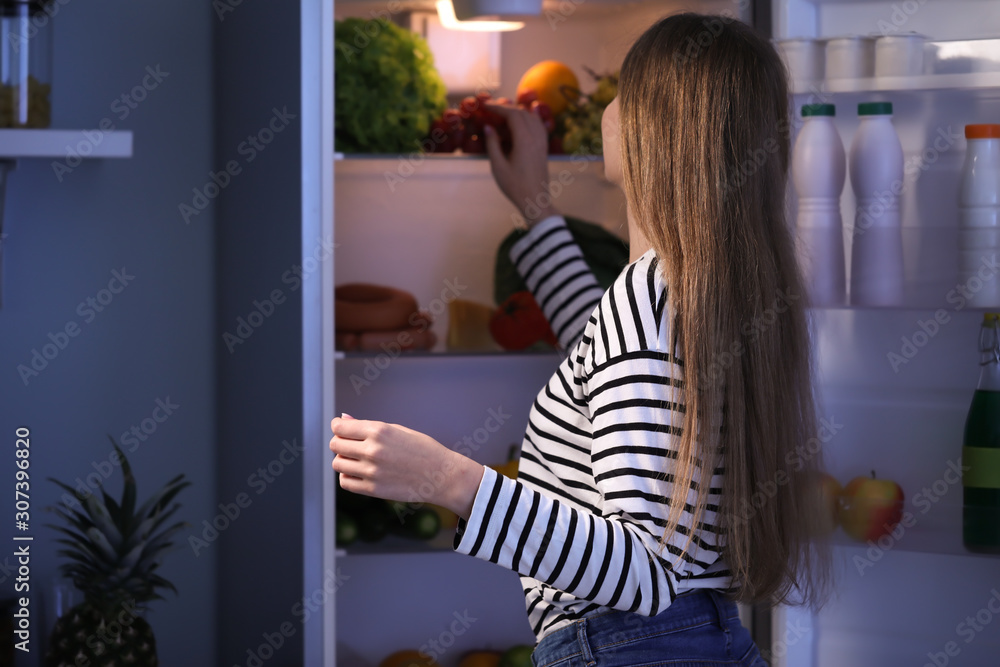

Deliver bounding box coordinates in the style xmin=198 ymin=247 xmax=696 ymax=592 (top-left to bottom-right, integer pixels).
xmin=0 ymin=0 xmax=216 ymax=663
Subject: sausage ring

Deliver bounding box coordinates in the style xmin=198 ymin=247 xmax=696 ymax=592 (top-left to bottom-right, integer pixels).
xmin=335 ymin=283 xmax=419 ymax=332
xmin=335 ymin=311 xmax=436 ymax=352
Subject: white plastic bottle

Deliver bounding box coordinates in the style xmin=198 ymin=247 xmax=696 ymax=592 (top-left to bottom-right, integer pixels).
xmin=958 ymin=124 xmax=1000 ymax=308
xmin=848 ymin=101 xmax=904 ymax=306
xmin=793 ymin=103 xmax=846 ymax=306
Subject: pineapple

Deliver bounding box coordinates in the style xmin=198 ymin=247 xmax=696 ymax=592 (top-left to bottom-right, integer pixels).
xmin=43 ymin=438 xmax=190 ymax=666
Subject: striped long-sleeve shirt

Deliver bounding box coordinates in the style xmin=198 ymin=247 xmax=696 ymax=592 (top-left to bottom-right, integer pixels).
xmin=453 ymin=215 xmax=732 ymax=643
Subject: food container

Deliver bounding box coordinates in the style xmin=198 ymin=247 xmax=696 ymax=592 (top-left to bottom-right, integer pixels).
xmin=875 ymin=33 xmax=927 ymax=77
xmin=826 ymin=35 xmax=876 ymax=80
xmin=776 ymin=38 xmax=825 ymax=83
xmin=0 ymin=0 xmax=52 ymax=128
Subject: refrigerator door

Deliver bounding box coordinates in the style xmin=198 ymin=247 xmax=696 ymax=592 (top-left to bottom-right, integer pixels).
xmin=771 ymin=0 xmax=1000 ymax=665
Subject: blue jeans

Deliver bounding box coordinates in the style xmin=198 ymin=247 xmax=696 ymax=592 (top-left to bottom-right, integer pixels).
xmin=530 ymin=589 xmax=767 ymax=667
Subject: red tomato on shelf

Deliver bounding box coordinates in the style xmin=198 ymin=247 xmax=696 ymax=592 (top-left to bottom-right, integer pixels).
xmin=490 ymin=291 xmax=558 ymax=350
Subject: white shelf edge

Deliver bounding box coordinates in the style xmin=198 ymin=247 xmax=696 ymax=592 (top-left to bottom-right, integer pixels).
xmin=791 ymin=71 xmax=1000 ymax=95
xmin=334 ymin=151 xmax=602 ymax=162
xmin=0 ymin=129 xmax=133 ymax=159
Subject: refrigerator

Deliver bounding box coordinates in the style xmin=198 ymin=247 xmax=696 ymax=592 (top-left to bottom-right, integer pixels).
xmin=308 ymin=0 xmax=1000 ymax=665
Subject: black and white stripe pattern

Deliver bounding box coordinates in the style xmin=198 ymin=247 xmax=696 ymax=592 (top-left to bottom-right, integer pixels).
xmin=454 ymin=216 xmax=731 ymax=642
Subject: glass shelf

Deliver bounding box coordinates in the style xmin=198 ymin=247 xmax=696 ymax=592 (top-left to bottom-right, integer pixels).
xmin=335 ymin=348 xmax=562 ymax=360
xmin=791 ymin=71 xmax=1000 ymax=95
xmin=335 ymin=151 xmax=602 ymax=161
xmin=336 ymin=530 xmax=458 ymax=558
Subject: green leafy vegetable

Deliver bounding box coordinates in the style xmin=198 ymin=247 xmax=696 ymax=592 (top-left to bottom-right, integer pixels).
xmin=335 ymin=17 xmax=447 ymax=153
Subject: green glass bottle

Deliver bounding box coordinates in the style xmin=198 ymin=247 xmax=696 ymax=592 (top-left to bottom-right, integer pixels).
xmin=963 ymin=312 xmax=1000 ymax=553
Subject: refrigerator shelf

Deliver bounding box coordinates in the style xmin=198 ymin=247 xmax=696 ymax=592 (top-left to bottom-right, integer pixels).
xmin=791 ymin=71 xmax=1000 ymax=95
xmin=334 ymin=152 xmax=603 ymax=162
xmin=336 ymin=348 xmax=562 ymax=359
xmin=336 ymin=529 xmax=458 ymax=558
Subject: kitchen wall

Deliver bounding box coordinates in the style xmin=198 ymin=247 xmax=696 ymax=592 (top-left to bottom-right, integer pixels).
xmin=0 ymin=0 xmax=216 ymax=664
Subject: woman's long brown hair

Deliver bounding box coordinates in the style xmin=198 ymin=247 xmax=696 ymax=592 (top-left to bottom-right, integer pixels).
xmin=618 ymin=12 xmax=832 ymax=607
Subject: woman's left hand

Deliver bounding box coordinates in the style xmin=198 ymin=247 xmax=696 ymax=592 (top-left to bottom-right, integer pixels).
xmin=330 ymin=415 xmax=485 ymax=520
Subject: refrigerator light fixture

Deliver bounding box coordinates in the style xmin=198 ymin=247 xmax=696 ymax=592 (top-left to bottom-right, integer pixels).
xmin=436 ymin=1 xmax=525 ymax=32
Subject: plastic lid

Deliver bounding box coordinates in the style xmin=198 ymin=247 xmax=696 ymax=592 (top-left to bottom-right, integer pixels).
xmin=858 ymin=102 xmax=893 ymax=116
xmin=802 ymin=104 xmax=835 ymax=117
xmin=966 ymin=124 xmax=1000 ymax=139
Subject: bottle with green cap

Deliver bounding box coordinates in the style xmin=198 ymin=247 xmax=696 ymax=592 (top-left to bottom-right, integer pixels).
xmin=963 ymin=312 xmax=1000 ymax=553
xmin=793 ymin=103 xmax=846 ymax=306
xmin=848 ymin=100 xmax=904 ymax=306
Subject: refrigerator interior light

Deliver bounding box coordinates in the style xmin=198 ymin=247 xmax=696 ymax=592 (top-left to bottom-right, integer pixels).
xmin=436 ymin=1 xmax=525 ymax=32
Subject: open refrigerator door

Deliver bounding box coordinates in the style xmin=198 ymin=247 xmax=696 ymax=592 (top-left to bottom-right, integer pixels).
xmin=770 ymin=1 xmax=1000 ymax=665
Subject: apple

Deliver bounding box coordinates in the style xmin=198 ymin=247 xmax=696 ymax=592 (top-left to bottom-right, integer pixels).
xmin=838 ymin=471 xmax=904 ymax=542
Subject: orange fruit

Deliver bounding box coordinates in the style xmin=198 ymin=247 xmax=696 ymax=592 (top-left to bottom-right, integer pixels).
xmin=380 ymin=650 xmax=439 ymax=667
xmin=516 ymin=61 xmax=579 ymax=116
xmin=459 ymin=651 xmax=502 ymax=667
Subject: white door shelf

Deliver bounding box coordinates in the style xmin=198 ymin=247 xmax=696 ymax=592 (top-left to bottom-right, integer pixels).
xmin=0 ymin=128 xmax=133 ymax=159
xmin=791 ymin=71 xmax=1000 ymax=95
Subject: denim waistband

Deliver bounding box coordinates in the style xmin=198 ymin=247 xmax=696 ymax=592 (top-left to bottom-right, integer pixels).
xmin=532 ymin=589 xmax=741 ymax=666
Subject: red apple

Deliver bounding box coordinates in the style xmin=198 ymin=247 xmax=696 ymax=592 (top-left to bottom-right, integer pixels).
xmin=838 ymin=471 xmax=904 ymax=542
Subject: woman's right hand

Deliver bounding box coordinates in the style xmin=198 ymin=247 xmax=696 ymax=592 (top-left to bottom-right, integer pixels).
xmin=482 ymin=103 xmax=561 ymax=227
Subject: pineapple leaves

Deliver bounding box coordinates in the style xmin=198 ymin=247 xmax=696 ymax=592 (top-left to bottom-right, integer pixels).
xmin=46 ymin=439 xmax=190 ymax=607
xmin=47 ymin=502 xmax=96 ymax=534
xmin=109 ymin=436 xmax=138 ymax=521
xmin=82 ymin=493 xmax=124 ymax=551
xmin=133 ymin=475 xmax=190 ymax=523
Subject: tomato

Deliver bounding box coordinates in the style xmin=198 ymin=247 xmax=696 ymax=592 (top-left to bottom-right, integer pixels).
xmin=489 ymin=291 xmax=557 ymax=350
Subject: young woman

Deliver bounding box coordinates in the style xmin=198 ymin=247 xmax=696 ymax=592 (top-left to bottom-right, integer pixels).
xmin=330 ymin=12 xmax=831 ymax=664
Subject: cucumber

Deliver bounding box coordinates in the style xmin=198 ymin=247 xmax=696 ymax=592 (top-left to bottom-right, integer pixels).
xmin=399 ymin=506 xmax=441 ymax=540
xmin=357 ymin=504 xmax=392 ymax=542
xmin=335 ymin=511 xmax=358 ymax=547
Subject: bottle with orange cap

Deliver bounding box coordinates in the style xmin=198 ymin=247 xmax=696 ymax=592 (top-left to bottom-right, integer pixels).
xmin=963 ymin=312 xmax=1000 ymax=553
xmin=958 ymin=124 xmax=1000 ymax=308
